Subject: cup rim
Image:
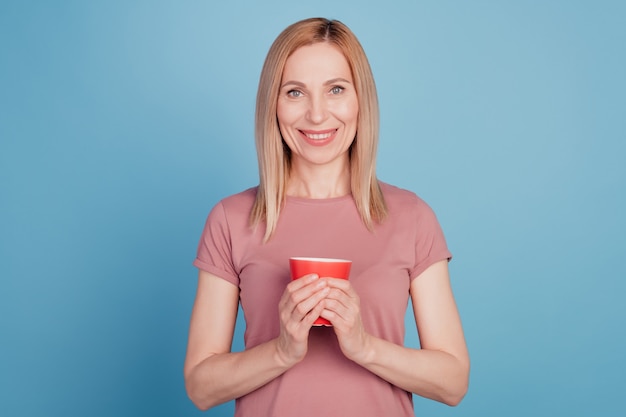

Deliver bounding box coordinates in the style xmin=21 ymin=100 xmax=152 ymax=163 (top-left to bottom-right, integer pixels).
xmin=289 ymin=257 xmax=352 ymax=263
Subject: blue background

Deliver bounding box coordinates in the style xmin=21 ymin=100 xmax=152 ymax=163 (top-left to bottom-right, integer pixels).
xmin=1 ymin=1 xmax=625 ymax=416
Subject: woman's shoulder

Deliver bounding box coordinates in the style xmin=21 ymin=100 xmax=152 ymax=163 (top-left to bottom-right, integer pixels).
xmin=219 ymin=186 xmax=258 ymax=207
xmin=379 ymin=181 xmax=428 ymax=208
xmin=378 ymin=181 xmax=443 ymax=226
xmin=209 ymin=186 xmax=258 ymax=219
xmin=219 ymin=186 xmax=259 ymax=209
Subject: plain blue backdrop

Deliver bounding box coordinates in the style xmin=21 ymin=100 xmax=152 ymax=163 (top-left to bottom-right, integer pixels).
xmin=1 ymin=1 xmax=625 ymax=416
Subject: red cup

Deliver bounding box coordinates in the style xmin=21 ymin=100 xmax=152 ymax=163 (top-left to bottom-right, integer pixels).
xmin=289 ymin=257 xmax=352 ymax=326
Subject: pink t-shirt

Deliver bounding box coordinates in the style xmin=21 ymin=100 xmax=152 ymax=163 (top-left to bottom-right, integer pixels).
xmin=194 ymin=182 xmax=452 ymax=417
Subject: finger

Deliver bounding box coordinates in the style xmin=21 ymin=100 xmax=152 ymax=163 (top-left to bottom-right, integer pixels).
xmin=293 ymin=286 xmax=330 ymax=322
xmin=321 ymin=297 xmax=348 ymax=320
xmin=323 ymin=278 xmax=355 ymax=295
xmin=288 ymin=273 xmax=320 ymax=291
xmin=321 ymin=288 xmax=360 ymax=325
xmin=280 ymin=274 xmax=321 ymax=308
xmin=280 ymin=278 xmax=328 ymax=323
xmin=301 ymin=298 xmax=326 ymax=326
xmin=324 ymin=285 xmax=358 ymax=310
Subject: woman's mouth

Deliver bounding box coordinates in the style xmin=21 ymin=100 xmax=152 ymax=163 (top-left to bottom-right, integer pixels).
xmin=299 ymin=129 xmax=338 ymax=146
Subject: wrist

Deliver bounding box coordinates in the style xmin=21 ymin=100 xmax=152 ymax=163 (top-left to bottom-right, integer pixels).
xmin=272 ymin=338 xmax=301 ymax=370
xmin=349 ymin=332 xmax=376 ymax=366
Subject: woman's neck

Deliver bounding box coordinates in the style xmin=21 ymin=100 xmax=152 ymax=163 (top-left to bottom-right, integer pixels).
xmin=286 ymin=160 xmax=351 ymax=199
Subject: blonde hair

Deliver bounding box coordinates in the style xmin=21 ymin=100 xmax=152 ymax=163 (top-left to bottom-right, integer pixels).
xmin=251 ymin=17 xmax=387 ymax=241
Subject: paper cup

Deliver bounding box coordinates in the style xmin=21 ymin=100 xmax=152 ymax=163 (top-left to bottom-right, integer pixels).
xmin=289 ymin=257 xmax=352 ymax=326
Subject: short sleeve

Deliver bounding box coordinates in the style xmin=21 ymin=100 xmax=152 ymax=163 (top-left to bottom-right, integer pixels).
xmin=193 ymin=201 xmax=240 ymax=286
xmin=409 ymin=198 xmax=452 ymax=280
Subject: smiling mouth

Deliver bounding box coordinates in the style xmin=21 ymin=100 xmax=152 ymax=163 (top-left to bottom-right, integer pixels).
xmin=300 ymin=129 xmax=337 ymax=140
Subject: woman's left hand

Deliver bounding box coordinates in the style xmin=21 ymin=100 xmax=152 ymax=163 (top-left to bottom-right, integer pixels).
xmin=319 ymin=278 xmax=372 ymax=364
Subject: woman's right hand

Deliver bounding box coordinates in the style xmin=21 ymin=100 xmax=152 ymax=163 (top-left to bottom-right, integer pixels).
xmin=275 ymin=274 xmax=329 ymax=367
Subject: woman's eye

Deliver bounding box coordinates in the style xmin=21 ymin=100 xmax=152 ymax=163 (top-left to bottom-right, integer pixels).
xmin=287 ymin=90 xmax=302 ymax=98
xmin=330 ymin=86 xmax=344 ymax=94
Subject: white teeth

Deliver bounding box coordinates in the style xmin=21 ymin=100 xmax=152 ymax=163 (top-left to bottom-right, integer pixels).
xmin=304 ymin=132 xmax=333 ymax=140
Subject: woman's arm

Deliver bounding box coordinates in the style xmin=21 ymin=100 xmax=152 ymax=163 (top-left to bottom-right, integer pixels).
xmin=322 ymin=260 xmax=469 ymax=406
xmin=184 ymin=270 xmax=329 ymax=410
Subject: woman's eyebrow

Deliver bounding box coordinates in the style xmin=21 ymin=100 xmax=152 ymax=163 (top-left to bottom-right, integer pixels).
xmin=280 ymin=80 xmax=305 ymax=89
xmin=324 ymin=77 xmax=352 ymax=85
xmin=280 ymin=78 xmax=352 ymax=89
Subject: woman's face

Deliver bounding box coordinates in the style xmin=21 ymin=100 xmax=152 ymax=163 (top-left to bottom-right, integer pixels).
xmin=277 ymin=42 xmax=359 ymax=170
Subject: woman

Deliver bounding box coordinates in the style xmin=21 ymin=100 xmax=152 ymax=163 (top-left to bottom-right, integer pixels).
xmin=184 ymin=17 xmax=469 ymax=416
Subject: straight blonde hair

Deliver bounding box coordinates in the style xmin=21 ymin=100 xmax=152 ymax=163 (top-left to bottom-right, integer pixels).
xmin=251 ymin=17 xmax=387 ymax=241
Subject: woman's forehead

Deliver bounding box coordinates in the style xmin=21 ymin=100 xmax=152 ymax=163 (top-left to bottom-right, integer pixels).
xmin=282 ymin=43 xmax=352 ymax=83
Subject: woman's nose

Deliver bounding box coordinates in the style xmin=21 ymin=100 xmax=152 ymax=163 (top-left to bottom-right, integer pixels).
xmin=306 ymin=95 xmax=328 ymax=124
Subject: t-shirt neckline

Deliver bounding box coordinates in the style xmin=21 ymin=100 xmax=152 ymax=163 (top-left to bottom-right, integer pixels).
xmin=285 ymin=193 xmax=353 ymax=205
